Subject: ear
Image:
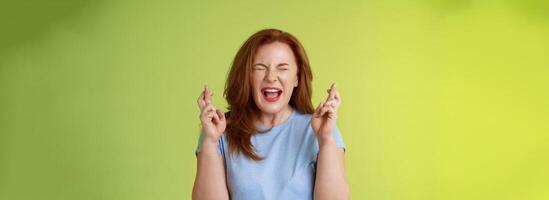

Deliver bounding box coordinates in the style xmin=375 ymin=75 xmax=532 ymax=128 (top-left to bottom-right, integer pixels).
xmin=294 ymin=78 xmax=298 ymax=87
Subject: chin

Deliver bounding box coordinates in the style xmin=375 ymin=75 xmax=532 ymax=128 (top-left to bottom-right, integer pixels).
xmin=255 ymin=95 xmax=292 ymax=115
xmin=256 ymin=103 xmax=285 ymax=114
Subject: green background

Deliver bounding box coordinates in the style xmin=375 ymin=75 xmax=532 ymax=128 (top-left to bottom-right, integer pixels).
xmin=1 ymin=0 xmax=548 ymax=199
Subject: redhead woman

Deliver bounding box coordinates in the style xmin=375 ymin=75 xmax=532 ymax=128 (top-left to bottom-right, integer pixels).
xmin=192 ymin=29 xmax=349 ymax=200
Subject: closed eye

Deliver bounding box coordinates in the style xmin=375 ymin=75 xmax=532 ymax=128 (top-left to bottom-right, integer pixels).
xmin=277 ymin=63 xmax=289 ymax=70
xmin=252 ymin=63 xmax=268 ymax=70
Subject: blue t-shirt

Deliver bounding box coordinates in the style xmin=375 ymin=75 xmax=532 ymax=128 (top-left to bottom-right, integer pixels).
xmin=195 ymin=108 xmax=346 ymax=200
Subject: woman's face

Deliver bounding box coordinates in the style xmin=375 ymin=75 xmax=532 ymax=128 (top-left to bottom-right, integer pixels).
xmin=251 ymin=42 xmax=299 ymax=115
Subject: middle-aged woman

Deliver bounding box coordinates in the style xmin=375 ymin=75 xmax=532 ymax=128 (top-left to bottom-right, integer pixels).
xmin=193 ymin=28 xmax=349 ymax=200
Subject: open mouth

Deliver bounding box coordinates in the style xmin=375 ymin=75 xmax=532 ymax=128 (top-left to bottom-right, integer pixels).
xmin=261 ymin=87 xmax=282 ymax=102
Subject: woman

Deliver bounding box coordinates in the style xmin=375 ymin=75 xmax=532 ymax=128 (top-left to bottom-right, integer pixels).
xmin=192 ymin=29 xmax=349 ymax=200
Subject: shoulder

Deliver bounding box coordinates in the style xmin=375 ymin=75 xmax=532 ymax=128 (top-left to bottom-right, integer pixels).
xmin=288 ymin=110 xmax=315 ymax=135
xmin=291 ymin=110 xmax=313 ymax=124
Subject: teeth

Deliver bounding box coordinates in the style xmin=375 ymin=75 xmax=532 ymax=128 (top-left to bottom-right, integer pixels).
xmin=263 ymin=89 xmax=280 ymax=92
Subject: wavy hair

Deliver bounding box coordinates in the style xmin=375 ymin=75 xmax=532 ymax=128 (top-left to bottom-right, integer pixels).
xmin=224 ymin=28 xmax=314 ymax=160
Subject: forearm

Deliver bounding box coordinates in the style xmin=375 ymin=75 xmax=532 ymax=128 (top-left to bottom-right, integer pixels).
xmin=192 ymin=139 xmax=229 ymax=200
xmin=314 ymin=136 xmax=349 ymax=200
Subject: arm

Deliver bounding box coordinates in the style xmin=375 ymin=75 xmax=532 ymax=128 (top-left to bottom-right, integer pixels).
xmin=314 ymin=136 xmax=349 ymax=200
xmin=192 ymin=137 xmax=229 ymax=200
xmin=311 ymin=83 xmax=349 ymax=200
xmin=192 ymin=85 xmax=229 ymax=200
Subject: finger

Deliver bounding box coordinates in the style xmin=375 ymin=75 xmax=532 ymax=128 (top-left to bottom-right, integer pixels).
xmin=205 ymin=85 xmax=212 ymax=105
xmin=203 ymin=109 xmax=217 ymax=123
xmin=325 ymin=99 xmax=337 ymax=108
xmin=326 ymin=83 xmax=336 ymax=101
xmin=200 ymin=85 xmax=208 ymax=105
xmin=334 ymin=89 xmax=341 ymax=101
xmin=197 ymin=92 xmax=205 ymax=109
xmin=329 ymin=83 xmax=336 ymax=99
xmin=325 ymin=106 xmax=338 ymax=118
xmin=202 ymin=105 xmax=215 ymax=116
xmin=319 ymin=107 xmax=329 ymax=117
xmin=212 ymin=111 xmax=220 ymax=123
xmin=314 ymin=102 xmax=324 ymax=117
xmin=205 ymin=111 xmax=216 ymax=120
xmin=216 ymin=110 xmax=226 ymax=122
xmin=201 ymin=104 xmax=216 ymax=114
xmin=323 ymin=100 xmax=339 ymax=116
xmin=319 ymin=104 xmax=330 ymax=116
xmin=326 ymin=98 xmax=341 ymax=111
xmin=204 ymin=85 xmax=210 ymax=104
xmin=333 ymin=90 xmax=341 ymax=108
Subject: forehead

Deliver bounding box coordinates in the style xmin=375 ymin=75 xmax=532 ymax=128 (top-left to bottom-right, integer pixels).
xmin=253 ymin=42 xmax=296 ymax=64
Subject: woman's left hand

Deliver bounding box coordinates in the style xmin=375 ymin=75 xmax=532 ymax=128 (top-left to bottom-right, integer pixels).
xmin=311 ymin=83 xmax=341 ymax=142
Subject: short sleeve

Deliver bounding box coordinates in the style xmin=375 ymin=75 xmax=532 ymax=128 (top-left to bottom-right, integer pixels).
xmin=313 ymin=126 xmax=347 ymax=162
xmin=195 ymin=132 xmax=224 ymax=157
xmin=333 ymin=126 xmax=346 ymax=151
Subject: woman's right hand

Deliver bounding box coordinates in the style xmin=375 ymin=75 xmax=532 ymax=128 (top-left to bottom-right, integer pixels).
xmin=197 ymin=85 xmax=226 ymax=143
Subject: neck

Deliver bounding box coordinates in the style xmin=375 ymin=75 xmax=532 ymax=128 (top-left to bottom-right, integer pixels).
xmin=257 ymin=105 xmax=293 ymax=128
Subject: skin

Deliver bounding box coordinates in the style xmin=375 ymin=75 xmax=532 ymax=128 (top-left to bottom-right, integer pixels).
xmin=192 ymin=42 xmax=349 ymax=200
xmin=192 ymin=85 xmax=229 ymax=200
xmin=311 ymin=83 xmax=350 ymax=200
xmin=251 ymin=42 xmax=298 ymax=127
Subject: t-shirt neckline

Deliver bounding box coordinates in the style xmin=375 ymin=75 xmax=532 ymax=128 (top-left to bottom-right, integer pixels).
xmin=256 ymin=108 xmax=296 ymax=131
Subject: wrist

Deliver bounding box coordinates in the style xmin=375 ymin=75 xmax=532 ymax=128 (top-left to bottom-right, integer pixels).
xmin=202 ymin=134 xmax=220 ymax=145
xmin=199 ymin=137 xmax=219 ymax=153
xmin=317 ymin=134 xmax=336 ymax=147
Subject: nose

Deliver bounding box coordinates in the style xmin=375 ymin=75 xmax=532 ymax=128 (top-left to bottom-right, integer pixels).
xmin=264 ymin=69 xmax=278 ymax=82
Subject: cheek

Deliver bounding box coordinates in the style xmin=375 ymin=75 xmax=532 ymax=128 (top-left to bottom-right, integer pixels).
xmin=280 ymin=74 xmax=298 ymax=94
xmin=281 ymin=73 xmax=298 ymax=86
xmin=251 ymin=73 xmax=263 ymax=91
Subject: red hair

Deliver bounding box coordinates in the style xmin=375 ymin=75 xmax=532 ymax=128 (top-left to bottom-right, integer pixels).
xmin=224 ymin=28 xmax=314 ymax=160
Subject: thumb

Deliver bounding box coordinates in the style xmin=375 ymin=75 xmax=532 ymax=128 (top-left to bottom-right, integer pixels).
xmin=216 ymin=110 xmax=226 ymax=122
xmin=314 ymin=102 xmax=324 ymax=118
xmin=212 ymin=110 xmax=220 ymax=123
